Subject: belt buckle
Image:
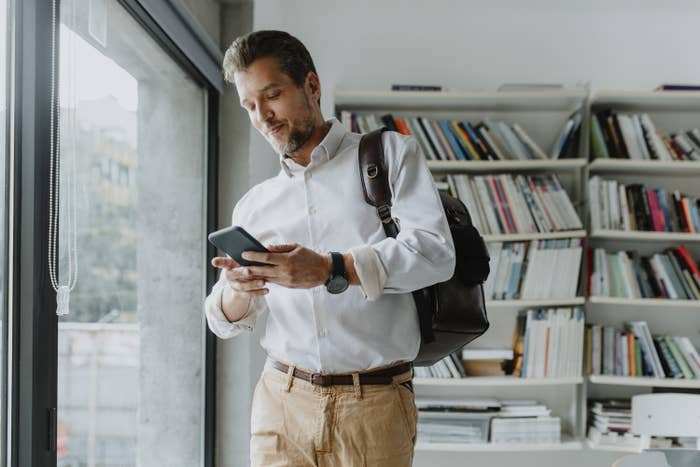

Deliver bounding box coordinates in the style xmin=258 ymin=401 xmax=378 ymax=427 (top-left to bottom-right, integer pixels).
xmin=310 ymin=373 xmax=332 ymax=386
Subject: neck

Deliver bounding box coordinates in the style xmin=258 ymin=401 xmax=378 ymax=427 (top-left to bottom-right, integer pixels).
xmin=286 ymin=119 xmax=331 ymax=167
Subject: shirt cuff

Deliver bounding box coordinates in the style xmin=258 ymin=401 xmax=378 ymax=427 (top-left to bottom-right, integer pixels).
xmin=203 ymin=286 xmax=255 ymax=339
xmin=349 ymin=245 xmax=388 ymax=301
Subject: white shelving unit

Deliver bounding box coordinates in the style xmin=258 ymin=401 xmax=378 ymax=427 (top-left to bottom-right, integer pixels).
xmin=415 ymin=376 xmax=583 ymax=387
xmin=585 ymin=90 xmax=700 ymax=453
xmin=486 ymin=297 xmax=587 ymax=309
xmin=427 ymin=158 xmax=586 ymax=173
xmin=415 ymin=436 xmax=583 ymax=452
xmin=588 ymin=376 xmax=700 ymax=389
xmin=334 ymin=88 xmax=700 ymax=462
xmin=483 ymin=230 xmax=586 ymax=242
xmin=587 ymin=296 xmax=700 ymax=309
xmin=589 ymin=229 xmax=700 ymax=243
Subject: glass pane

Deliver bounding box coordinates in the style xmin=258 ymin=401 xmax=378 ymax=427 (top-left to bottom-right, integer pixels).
xmin=0 ymin=0 xmax=9 ymax=463
xmin=56 ymin=2 xmax=207 ymax=466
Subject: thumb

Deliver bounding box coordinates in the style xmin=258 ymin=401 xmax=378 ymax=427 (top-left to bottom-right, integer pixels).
xmin=266 ymin=243 xmax=297 ymax=253
xmin=211 ymin=256 xmax=239 ymax=270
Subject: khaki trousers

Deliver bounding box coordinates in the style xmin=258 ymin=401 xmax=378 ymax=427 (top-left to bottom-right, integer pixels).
xmin=250 ymin=360 xmax=418 ymax=467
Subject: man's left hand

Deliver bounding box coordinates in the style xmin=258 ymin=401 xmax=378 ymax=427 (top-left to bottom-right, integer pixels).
xmin=241 ymin=243 xmax=331 ymax=289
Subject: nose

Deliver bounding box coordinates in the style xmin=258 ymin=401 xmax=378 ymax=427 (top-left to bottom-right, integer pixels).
xmin=255 ymin=104 xmax=273 ymax=125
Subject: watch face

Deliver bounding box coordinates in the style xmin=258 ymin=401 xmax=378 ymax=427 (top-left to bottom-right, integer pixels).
xmin=327 ymin=276 xmax=349 ymax=294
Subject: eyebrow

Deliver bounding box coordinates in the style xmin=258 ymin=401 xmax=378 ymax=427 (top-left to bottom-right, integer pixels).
xmin=240 ymin=83 xmax=282 ymax=107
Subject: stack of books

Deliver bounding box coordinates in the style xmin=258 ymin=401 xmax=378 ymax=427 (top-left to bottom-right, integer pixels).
xmin=485 ymin=239 xmax=583 ymax=300
xmin=417 ymin=398 xmax=561 ymax=445
xmin=587 ymin=400 xmax=639 ymax=449
xmin=588 ymin=246 xmax=700 ymax=299
xmin=491 ymin=404 xmax=561 ymax=444
xmin=461 ymin=349 xmax=514 ymax=377
xmin=414 ymin=352 xmax=466 ymax=379
xmin=585 ymin=321 xmax=700 ymax=379
xmin=340 ymin=112 xmax=581 ymax=160
xmin=511 ymin=307 xmax=585 ymax=378
xmin=448 ymin=173 xmax=582 ymax=235
xmin=588 ymin=176 xmax=700 ymax=232
xmin=590 ymin=110 xmax=700 ymax=160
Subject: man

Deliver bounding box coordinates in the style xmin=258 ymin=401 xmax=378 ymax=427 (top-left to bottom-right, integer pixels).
xmin=204 ymin=30 xmax=455 ymax=466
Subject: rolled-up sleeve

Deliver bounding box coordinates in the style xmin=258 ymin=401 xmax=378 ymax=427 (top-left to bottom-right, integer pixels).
xmin=203 ymin=268 xmax=268 ymax=339
xmin=352 ymin=134 xmax=455 ymax=298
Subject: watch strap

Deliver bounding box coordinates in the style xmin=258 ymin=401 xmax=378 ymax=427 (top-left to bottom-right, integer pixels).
xmin=329 ymin=251 xmax=345 ymax=279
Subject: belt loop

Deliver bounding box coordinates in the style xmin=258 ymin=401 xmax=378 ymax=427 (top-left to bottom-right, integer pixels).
xmin=352 ymin=372 xmax=363 ymax=400
xmin=285 ymin=365 xmax=296 ymax=392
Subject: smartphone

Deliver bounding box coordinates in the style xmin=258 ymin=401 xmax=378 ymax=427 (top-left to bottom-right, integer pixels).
xmin=207 ymin=225 xmax=271 ymax=267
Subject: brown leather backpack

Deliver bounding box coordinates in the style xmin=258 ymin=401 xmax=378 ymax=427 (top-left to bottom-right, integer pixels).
xmin=359 ymin=128 xmax=490 ymax=366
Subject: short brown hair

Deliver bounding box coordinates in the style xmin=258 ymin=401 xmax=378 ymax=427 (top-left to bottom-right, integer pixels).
xmin=223 ymin=30 xmax=317 ymax=87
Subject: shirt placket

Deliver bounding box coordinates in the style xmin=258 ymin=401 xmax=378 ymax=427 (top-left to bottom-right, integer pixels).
xmin=303 ymin=163 xmax=328 ymax=371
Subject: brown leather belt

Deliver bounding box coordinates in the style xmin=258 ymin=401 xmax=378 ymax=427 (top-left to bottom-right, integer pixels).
xmin=270 ymin=360 xmax=413 ymax=386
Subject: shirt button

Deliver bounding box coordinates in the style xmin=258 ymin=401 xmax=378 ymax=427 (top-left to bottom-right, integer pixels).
xmin=319 ymin=329 xmax=327 ymax=337
xmin=309 ymin=207 xmax=317 ymax=215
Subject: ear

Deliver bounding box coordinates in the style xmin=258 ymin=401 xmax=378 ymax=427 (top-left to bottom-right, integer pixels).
xmin=305 ymin=71 xmax=321 ymax=103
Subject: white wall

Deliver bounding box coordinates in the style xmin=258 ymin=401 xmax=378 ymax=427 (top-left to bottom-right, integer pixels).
xmin=248 ymin=0 xmax=700 ymax=185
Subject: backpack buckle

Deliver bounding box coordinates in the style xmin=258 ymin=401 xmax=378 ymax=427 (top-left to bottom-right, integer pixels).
xmin=377 ymin=204 xmax=393 ymax=223
xmin=367 ymin=164 xmax=379 ymax=179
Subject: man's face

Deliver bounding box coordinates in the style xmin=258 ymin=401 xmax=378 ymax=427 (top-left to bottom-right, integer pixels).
xmin=234 ymin=56 xmax=317 ymax=155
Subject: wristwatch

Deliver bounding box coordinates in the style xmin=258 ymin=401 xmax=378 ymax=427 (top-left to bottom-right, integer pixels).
xmin=325 ymin=251 xmax=349 ymax=294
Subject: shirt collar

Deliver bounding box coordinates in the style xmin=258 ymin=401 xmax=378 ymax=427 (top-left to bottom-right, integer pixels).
xmin=279 ymin=118 xmax=345 ymax=178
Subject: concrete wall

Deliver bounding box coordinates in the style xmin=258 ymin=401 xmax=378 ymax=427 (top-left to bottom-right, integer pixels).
xmin=180 ymin=1 xmax=258 ymax=466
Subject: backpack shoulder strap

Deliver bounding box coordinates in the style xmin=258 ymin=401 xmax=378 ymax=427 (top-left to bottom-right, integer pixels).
xmin=358 ymin=128 xmax=400 ymax=238
xmin=359 ymin=128 xmax=436 ymax=345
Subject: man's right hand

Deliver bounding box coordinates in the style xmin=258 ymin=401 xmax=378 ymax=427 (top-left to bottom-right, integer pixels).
xmin=211 ymin=256 xmax=270 ymax=297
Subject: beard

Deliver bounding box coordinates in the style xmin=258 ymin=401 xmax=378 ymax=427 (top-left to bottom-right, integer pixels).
xmin=272 ymin=95 xmax=315 ymax=155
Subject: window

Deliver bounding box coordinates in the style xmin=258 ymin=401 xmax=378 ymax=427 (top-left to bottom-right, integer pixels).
xmin=56 ymin=1 xmax=208 ymax=465
xmin=0 ymin=0 xmax=11 ymax=463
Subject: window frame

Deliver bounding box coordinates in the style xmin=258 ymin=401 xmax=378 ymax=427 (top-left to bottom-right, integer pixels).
xmin=9 ymin=1 xmax=221 ymax=466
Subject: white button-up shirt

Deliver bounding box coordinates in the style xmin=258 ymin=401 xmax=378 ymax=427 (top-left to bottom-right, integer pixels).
xmin=204 ymin=118 xmax=455 ymax=373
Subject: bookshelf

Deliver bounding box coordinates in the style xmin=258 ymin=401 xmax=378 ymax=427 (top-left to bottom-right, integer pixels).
xmin=588 ymin=159 xmax=700 ymax=175
xmin=588 ymin=375 xmax=700 ymax=389
xmin=427 ymin=158 xmax=587 ymax=173
xmin=585 ymin=90 xmax=700 ymax=453
xmin=589 ymin=229 xmax=700 ymax=242
xmin=486 ymin=297 xmax=586 ymax=309
xmin=334 ymin=89 xmax=700 ymax=459
xmin=415 ymin=437 xmax=583 ymax=452
xmin=415 ymin=376 xmax=583 ymax=387
xmin=483 ymin=230 xmax=586 ymax=242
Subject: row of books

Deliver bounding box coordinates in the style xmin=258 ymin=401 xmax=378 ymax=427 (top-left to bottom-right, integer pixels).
xmin=590 ymin=110 xmax=700 ymax=161
xmin=588 ymin=176 xmax=700 ymax=232
xmin=413 ymin=352 xmax=466 ymax=379
xmin=448 ymin=173 xmax=582 ymax=235
xmin=414 ymin=349 xmax=515 ymax=379
xmin=511 ymin=307 xmax=585 ymax=378
xmin=588 ymin=246 xmax=700 ymax=299
xmin=417 ymin=398 xmax=560 ymax=444
xmin=340 ymin=111 xmax=581 ymax=160
xmin=485 ymin=239 xmax=583 ymax=300
xmin=585 ymin=321 xmax=700 ymax=379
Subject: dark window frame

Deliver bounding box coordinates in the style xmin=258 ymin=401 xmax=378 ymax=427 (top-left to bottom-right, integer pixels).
xmin=10 ymin=1 xmax=221 ymax=466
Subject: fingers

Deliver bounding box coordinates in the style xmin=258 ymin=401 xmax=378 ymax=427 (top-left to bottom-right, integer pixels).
xmin=242 ymin=244 xmax=297 ymax=265
xmin=211 ymin=256 xmax=239 ymax=270
xmin=227 ymin=278 xmax=269 ymax=296
xmin=225 ymin=265 xmax=275 ymax=282
xmin=266 ymin=243 xmax=298 ymax=252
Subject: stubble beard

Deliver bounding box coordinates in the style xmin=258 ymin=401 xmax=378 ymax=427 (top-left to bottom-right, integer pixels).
xmin=275 ymin=96 xmax=316 ymax=155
